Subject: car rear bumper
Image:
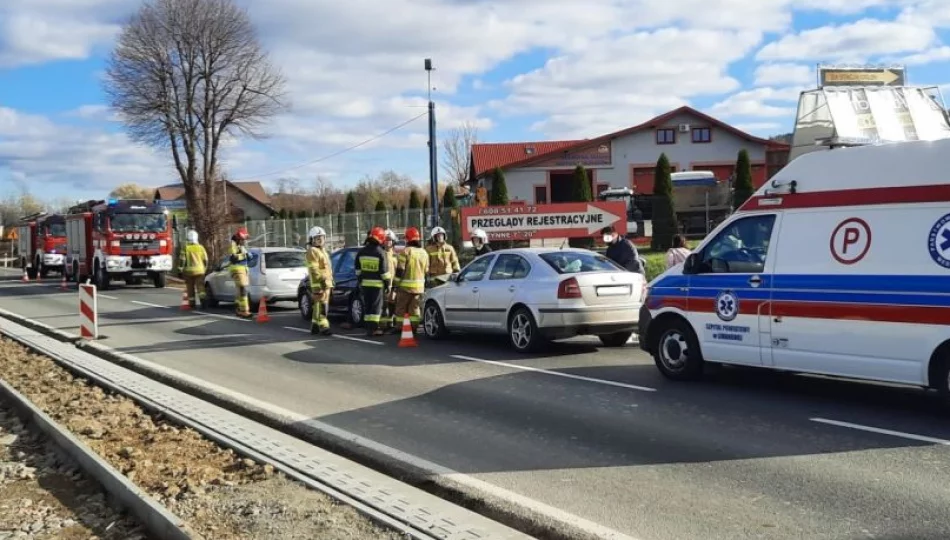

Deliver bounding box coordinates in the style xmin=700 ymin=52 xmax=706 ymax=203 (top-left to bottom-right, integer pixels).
xmin=249 ymin=284 xmax=298 ymax=302
xmin=537 ymin=305 xmax=638 ymax=340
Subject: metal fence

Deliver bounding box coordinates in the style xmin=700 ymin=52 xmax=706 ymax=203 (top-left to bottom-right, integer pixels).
xmin=241 ymin=209 xmax=459 ymax=250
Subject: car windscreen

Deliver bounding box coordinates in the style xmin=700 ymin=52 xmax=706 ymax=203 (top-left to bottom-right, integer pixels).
xmin=110 ymin=213 xmax=167 ymax=233
xmin=539 ymin=251 xmax=622 ymax=274
xmin=264 ymin=251 xmax=306 ymax=269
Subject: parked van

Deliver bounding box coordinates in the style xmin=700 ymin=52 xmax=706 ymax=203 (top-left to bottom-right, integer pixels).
xmin=638 ymin=138 xmax=950 ymax=399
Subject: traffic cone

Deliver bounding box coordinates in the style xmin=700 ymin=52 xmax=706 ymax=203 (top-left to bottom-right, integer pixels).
xmin=397 ymin=313 xmax=417 ymax=348
xmin=59 ymin=273 xmax=68 ymax=291
xmin=179 ymin=290 xmax=191 ymax=310
xmin=255 ymin=297 xmax=270 ymax=323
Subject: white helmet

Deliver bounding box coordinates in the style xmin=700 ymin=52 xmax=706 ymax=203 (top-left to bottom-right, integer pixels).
xmin=430 ymin=226 xmax=447 ymax=240
xmin=308 ymin=226 xmax=326 ymax=242
xmin=470 ymin=228 xmax=488 ymax=242
xmin=384 ymin=229 xmax=397 ymax=241
xmin=186 ymin=229 xmax=199 ymax=244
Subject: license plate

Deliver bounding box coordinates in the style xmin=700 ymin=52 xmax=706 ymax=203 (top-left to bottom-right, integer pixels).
xmin=131 ymin=272 xmax=147 ymax=277
xmin=596 ymin=285 xmax=630 ymax=297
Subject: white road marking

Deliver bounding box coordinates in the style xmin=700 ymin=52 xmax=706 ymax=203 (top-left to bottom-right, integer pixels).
xmin=76 ymin=345 xmax=638 ymax=540
xmin=193 ymin=310 xmax=253 ymax=323
xmin=333 ymin=334 xmax=383 ymax=346
xmin=131 ymin=300 xmax=169 ymax=309
xmin=98 ymin=294 xmax=119 ymax=300
xmin=451 ymin=355 xmax=657 ymax=393
xmin=811 ymin=418 xmax=950 ymax=446
xmin=283 ymin=326 xmax=309 ymax=333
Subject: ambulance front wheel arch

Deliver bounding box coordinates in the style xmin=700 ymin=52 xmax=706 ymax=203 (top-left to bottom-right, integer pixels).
xmin=927 ymin=341 xmax=950 ymax=399
xmin=651 ymin=315 xmax=705 ymax=381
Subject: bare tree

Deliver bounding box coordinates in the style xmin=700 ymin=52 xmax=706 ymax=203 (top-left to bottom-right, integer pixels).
xmin=104 ymin=0 xmax=286 ymax=253
xmin=440 ymin=122 xmax=478 ymax=188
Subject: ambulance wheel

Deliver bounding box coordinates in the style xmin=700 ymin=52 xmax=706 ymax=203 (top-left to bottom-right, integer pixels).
xmin=930 ymin=345 xmax=950 ymax=404
xmin=423 ymin=301 xmax=448 ymax=340
xmin=653 ymin=318 xmax=704 ymax=380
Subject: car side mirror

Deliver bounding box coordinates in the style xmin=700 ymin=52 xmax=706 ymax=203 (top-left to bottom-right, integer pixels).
xmin=683 ymin=253 xmax=698 ymax=274
xmin=448 ymin=272 xmax=459 ymax=283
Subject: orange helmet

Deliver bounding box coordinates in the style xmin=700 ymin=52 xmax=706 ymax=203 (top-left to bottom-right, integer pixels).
xmin=404 ymin=227 xmax=421 ymax=242
xmin=235 ymin=227 xmax=249 ymax=240
xmin=369 ymin=226 xmax=386 ymax=244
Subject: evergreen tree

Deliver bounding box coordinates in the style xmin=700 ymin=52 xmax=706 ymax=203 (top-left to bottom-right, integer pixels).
xmin=441 ymin=185 xmax=457 ymax=210
xmin=374 ymin=199 xmax=387 ymax=212
xmin=408 ymin=189 xmax=422 ymax=209
xmin=650 ymin=153 xmax=677 ymax=251
xmin=277 ymin=208 xmax=288 ymax=219
xmin=344 ymin=191 xmax=356 ymax=213
xmin=442 ymin=185 xmax=460 ymax=249
xmin=489 ymin=167 xmax=508 ymax=206
xmin=733 ymin=149 xmax=755 ymax=209
xmin=568 ymin=165 xmax=594 ymax=248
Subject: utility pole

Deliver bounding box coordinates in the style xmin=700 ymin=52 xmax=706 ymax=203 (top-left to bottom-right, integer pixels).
xmin=425 ymin=58 xmax=440 ymax=227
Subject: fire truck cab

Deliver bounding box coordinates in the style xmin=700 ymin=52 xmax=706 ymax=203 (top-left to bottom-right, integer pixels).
xmin=65 ymin=199 xmax=173 ymax=289
xmin=16 ymin=213 xmax=67 ymax=279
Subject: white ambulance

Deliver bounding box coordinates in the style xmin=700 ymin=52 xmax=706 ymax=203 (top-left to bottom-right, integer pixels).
xmin=638 ymin=138 xmax=950 ymax=398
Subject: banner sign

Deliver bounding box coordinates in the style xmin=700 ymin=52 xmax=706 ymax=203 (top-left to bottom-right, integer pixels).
xmin=819 ymin=66 xmax=905 ymax=88
xmin=460 ymin=201 xmax=626 ymax=241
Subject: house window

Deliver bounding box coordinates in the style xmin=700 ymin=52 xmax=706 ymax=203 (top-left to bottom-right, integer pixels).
xmin=534 ymin=185 xmax=548 ymax=204
xmin=656 ymin=128 xmax=676 ymax=144
xmin=691 ymin=127 xmax=711 ymax=143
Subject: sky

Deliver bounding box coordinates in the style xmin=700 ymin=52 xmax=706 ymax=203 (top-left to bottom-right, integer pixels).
xmin=2 ymin=0 xmax=950 ymax=202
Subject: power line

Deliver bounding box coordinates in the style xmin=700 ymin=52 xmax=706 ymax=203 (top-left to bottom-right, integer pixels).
xmin=230 ymin=111 xmax=428 ymax=181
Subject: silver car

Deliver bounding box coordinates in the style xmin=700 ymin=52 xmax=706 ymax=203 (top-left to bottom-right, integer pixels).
xmin=422 ymin=248 xmax=645 ymax=352
xmin=204 ymin=247 xmax=308 ymax=311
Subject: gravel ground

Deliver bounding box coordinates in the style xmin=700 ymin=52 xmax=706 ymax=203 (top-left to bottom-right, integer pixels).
xmin=0 ymin=399 xmax=148 ymax=539
xmin=0 ymin=336 xmax=404 ymax=540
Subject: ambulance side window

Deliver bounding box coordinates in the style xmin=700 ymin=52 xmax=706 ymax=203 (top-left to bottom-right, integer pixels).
xmin=696 ymin=214 xmax=775 ymax=274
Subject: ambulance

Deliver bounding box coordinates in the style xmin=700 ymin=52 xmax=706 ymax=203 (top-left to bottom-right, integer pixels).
xmin=638 ymin=138 xmax=950 ymax=398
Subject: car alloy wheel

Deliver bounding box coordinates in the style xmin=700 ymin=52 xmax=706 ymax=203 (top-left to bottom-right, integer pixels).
xmin=299 ymin=293 xmax=312 ymax=321
xmin=350 ymin=296 xmax=363 ymax=325
xmin=510 ymin=312 xmax=533 ymax=351
xmin=424 ymin=304 xmax=440 ymax=336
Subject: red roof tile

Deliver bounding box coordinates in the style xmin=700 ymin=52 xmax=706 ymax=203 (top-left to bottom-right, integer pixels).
xmin=471 ymin=140 xmax=581 ymax=178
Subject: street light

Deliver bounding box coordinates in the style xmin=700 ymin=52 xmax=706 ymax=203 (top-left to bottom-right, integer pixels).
xmin=425 ymin=58 xmax=440 ymax=227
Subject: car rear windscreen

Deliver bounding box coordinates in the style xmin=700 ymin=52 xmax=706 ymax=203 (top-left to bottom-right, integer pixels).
xmin=264 ymin=251 xmax=306 ymax=269
xmin=539 ymin=252 xmax=622 ymax=274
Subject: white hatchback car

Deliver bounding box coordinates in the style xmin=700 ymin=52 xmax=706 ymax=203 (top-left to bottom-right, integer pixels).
xmin=422 ymin=248 xmax=645 ymax=352
xmin=204 ymin=247 xmax=308 ymax=311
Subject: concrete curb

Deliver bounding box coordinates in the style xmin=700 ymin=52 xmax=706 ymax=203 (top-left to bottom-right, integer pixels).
xmin=0 ymin=378 xmax=201 ymax=540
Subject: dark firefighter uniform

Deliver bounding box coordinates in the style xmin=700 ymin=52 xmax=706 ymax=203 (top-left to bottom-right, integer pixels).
xmin=355 ymin=228 xmax=391 ymax=336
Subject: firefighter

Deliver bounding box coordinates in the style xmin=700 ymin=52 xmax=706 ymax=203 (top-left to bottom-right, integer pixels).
xmin=381 ymin=229 xmax=399 ymax=330
xmin=391 ymin=227 xmax=428 ymax=333
xmin=178 ymin=229 xmax=209 ymax=309
xmin=229 ymin=227 xmax=252 ymax=318
xmin=470 ymin=228 xmax=492 ymax=257
xmin=425 ymin=226 xmax=460 ymax=288
xmin=355 ymin=226 xmax=391 ymax=336
xmin=306 ymin=226 xmax=333 ymax=335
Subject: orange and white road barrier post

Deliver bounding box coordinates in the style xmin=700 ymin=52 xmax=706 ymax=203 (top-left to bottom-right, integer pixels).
xmin=255 ymin=297 xmax=270 ymax=323
xmin=79 ymin=283 xmax=98 ymax=340
xmin=397 ymin=313 xmax=417 ymax=348
xmin=59 ymin=273 xmax=69 ymax=291
xmin=180 ymin=290 xmax=191 ymax=311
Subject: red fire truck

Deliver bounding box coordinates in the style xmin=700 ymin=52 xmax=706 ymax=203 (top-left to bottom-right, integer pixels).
xmin=16 ymin=212 xmax=68 ymax=279
xmin=65 ymin=199 xmax=174 ymax=289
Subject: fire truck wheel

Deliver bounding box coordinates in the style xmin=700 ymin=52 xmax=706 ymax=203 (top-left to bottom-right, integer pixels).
xmin=153 ymin=273 xmax=166 ymax=288
xmin=94 ymin=263 xmax=110 ymax=290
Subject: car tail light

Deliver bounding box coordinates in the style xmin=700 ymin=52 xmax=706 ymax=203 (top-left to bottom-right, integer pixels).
xmin=557 ymin=277 xmax=582 ymax=299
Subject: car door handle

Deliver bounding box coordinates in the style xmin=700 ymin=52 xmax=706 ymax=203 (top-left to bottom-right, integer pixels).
xmin=472 ymin=287 xmax=478 ymax=292
xmin=508 ymin=286 xmax=516 ymax=292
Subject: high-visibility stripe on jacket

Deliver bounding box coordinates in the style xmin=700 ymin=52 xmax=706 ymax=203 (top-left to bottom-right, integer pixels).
xmin=229 ymin=241 xmax=249 ymax=272
xmin=395 ymin=246 xmax=429 ymax=293
xmin=355 ymin=244 xmax=391 ymax=288
xmin=179 ymin=243 xmax=208 ymax=275
xmin=306 ymin=245 xmax=333 ymax=290
xmin=426 ymin=243 xmax=460 ymax=276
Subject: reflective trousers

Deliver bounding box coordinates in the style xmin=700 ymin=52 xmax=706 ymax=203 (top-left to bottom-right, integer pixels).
xmin=311 ymin=289 xmax=329 ymax=330
xmin=360 ymin=285 xmax=384 ymax=334
xmin=183 ymin=274 xmax=206 ymax=308
xmin=230 ymin=268 xmax=250 ymax=316
xmin=393 ymin=290 xmax=422 ymax=328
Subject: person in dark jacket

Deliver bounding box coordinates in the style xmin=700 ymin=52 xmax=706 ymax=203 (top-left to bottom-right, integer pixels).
xmin=470 ymin=228 xmax=492 ymax=257
xmin=602 ymin=226 xmax=642 ymax=273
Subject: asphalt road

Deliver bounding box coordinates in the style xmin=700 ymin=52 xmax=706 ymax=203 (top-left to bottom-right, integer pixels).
xmin=1 ymin=268 xmax=949 ymax=540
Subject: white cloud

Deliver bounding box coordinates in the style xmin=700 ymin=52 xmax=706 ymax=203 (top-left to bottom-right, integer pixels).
xmin=733 ymin=122 xmax=785 ymax=134
xmin=709 ymin=87 xmax=804 ymax=119
xmin=899 ymin=0 xmax=950 ymax=28
xmin=754 ymin=63 xmax=815 ymax=86
xmin=891 ymin=46 xmax=950 ymax=65
xmin=756 ymin=18 xmax=936 ymax=63
xmin=498 ymin=28 xmax=763 ymax=137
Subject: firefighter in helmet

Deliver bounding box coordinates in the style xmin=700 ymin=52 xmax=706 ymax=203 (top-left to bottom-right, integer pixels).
xmin=306 ymin=226 xmax=333 ymax=335
xmin=391 ymin=227 xmax=428 ymax=333
xmin=178 ymin=229 xmax=209 ymax=309
xmin=355 ymin=226 xmax=391 ymax=336
xmin=470 ymin=228 xmax=492 ymax=257
xmin=380 ymin=229 xmax=399 ymax=330
xmin=229 ymin=227 xmax=252 ymax=318
xmin=425 ymin=226 xmax=460 ymax=288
